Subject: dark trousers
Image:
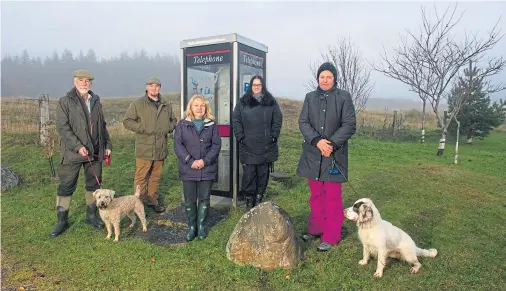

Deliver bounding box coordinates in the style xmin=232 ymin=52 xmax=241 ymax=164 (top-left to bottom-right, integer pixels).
xmin=241 ymin=163 xmax=270 ymax=195
xmin=57 ymin=161 xmax=102 ymax=196
xmin=182 ymin=180 xmax=213 ymax=205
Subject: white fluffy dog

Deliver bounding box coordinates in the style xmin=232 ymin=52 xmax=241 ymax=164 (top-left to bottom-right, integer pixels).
xmin=344 ymin=198 xmax=438 ymax=278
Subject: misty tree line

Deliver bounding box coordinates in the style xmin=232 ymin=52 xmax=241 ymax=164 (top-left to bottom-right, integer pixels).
xmin=1 ymin=49 xmax=181 ymax=98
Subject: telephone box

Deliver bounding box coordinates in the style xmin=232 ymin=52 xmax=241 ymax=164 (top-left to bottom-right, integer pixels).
xmin=180 ymin=33 xmax=268 ymax=207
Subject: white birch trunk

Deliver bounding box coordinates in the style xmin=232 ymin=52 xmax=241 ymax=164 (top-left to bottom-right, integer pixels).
xmin=421 ymin=99 xmax=426 ymax=143
xmin=437 ymin=111 xmax=451 ymax=156
xmin=454 ymin=119 xmax=460 ymax=164
xmin=437 ymin=134 xmax=446 ymax=156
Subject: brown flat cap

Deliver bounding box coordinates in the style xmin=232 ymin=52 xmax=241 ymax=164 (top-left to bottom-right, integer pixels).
xmin=73 ymin=69 xmax=94 ymax=80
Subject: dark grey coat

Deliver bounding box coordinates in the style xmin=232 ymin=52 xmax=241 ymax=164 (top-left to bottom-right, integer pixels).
xmin=296 ymin=87 xmax=357 ymax=183
xmin=232 ymin=92 xmax=283 ymax=165
xmin=173 ymin=117 xmax=222 ymax=181
xmin=56 ymin=87 xmax=112 ymax=165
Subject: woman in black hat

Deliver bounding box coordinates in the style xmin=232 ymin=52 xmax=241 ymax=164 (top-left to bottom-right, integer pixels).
xmin=296 ymin=62 xmax=357 ymax=252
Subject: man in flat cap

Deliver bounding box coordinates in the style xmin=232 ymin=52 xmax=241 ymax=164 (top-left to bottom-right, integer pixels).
xmin=123 ymin=77 xmax=177 ymax=213
xmin=50 ymin=69 xmax=112 ymax=236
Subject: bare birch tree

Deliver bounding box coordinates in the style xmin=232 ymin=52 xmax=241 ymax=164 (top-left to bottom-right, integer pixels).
xmin=449 ymin=60 xmax=506 ymax=163
xmin=453 ymin=116 xmax=461 ymax=164
xmin=449 ymin=61 xmax=474 ymax=164
xmin=372 ymin=3 xmax=505 ymax=151
xmin=306 ymin=36 xmax=374 ymax=113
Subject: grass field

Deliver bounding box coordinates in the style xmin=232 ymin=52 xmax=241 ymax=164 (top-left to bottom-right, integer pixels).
xmin=1 ymin=96 xmax=505 ymax=290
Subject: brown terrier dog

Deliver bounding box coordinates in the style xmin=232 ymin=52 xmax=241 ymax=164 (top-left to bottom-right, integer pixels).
xmin=93 ymin=185 xmax=148 ymax=243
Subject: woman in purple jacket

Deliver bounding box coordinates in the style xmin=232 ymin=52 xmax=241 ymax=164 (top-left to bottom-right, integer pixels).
xmin=174 ymin=95 xmax=222 ymax=241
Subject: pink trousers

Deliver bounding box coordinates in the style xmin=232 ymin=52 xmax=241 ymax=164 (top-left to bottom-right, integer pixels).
xmin=307 ymin=179 xmax=344 ymax=245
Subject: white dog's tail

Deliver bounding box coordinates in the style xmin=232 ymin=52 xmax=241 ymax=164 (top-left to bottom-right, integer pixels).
xmin=134 ymin=185 xmax=141 ymax=198
xmin=416 ymin=247 xmax=438 ymax=258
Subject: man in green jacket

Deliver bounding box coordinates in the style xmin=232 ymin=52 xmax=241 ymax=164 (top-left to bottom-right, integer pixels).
xmin=123 ymin=77 xmax=177 ymax=213
xmin=51 ymin=69 xmax=112 ymax=237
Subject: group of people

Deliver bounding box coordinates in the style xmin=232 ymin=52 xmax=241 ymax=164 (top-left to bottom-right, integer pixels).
xmin=50 ymin=61 xmax=357 ymax=251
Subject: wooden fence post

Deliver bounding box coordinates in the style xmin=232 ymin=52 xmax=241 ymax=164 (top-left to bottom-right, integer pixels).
xmin=39 ymin=94 xmax=50 ymax=146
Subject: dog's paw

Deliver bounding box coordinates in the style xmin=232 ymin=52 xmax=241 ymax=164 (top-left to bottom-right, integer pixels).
xmin=429 ymin=248 xmax=438 ymax=258
xmin=358 ymin=260 xmax=368 ymax=265
xmin=410 ymin=262 xmax=422 ymax=274
xmin=142 ymin=227 xmax=147 ymax=232
xmin=373 ymin=271 xmax=383 ymax=278
xmin=105 ymin=236 xmax=111 ymax=240
xmin=114 ymin=239 xmax=119 ymax=244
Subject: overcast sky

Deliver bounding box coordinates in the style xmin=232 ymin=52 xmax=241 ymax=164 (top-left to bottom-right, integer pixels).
xmin=2 ymin=1 xmax=505 ymax=101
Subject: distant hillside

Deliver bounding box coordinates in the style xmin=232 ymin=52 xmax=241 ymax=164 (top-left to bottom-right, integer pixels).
xmin=276 ymin=96 xmax=447 ymax=112
xmin=366 ymin=97 xmax=421 ymax=111
xmin=365 ymin=97 xmax=448 ymax=111
xmin=2 ymin=92 xmax=449 ymax=113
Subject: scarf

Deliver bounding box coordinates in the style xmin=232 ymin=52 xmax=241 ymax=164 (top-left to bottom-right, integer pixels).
xmin=253 ymin=93 xmax=264 ymax=102
xmin=192 ymin=117 xmax=205 ymax=132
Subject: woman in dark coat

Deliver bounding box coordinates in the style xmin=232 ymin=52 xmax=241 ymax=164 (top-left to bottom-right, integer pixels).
xmin=174 ymin=95 xmax=221 ymax=241
xmin=296 ymin=62 xmax=357 ymax=252
xmin=233 ymin=75 xmax=283 ymax=208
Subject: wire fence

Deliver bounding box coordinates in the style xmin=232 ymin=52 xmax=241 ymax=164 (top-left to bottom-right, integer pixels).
xmin=1 ymin=94 xmax=438 ymax=143
xmin=1 ymin=95 xmax=180 ymax=136
xmin=1 ymin=97 xmax=54 ymax=133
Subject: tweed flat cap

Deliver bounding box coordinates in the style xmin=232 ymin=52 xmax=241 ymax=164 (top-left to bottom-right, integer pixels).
xmin=146 ymin=77 xmax=161 ymax=86
xmin=73 ymin=69 xmax=94 ymax=81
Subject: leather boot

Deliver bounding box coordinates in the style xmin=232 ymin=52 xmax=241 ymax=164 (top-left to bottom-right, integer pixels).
xmin=148 ymin=192 xmax=165 ymax=213
xmin=84 ymin=203 xmax=105 ymax=228
xmin=197 ymin=200 xmax=210 ymax=239
xmin=244 ymin=191 xmax=255 ymax=208
xmin=185 ymin=202 xmax=198 ymax=241
xmin=253 ymin=193 xmax=264 ymax=207
xmin=50 ymin=207 xmax=69 ymax=236
xmin=148 ymin=204 xmax=166 ymax=213
xmin=245 ymin=196 xmax=253 ymax=208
